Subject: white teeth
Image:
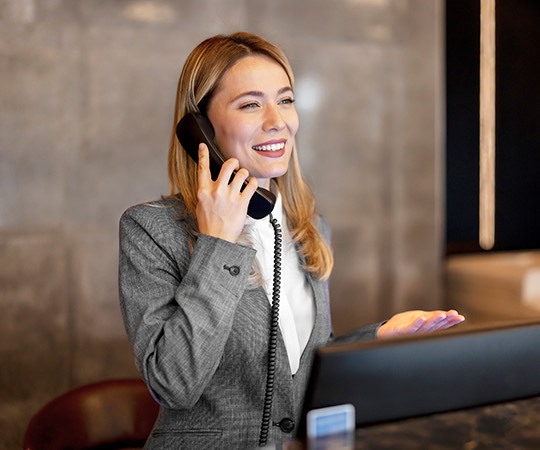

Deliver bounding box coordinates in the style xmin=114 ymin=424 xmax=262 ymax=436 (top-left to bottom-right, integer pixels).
xmin=253 ymin=142 xmax=285 ymax=151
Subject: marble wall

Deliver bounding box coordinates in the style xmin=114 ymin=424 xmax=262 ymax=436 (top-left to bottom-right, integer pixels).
xmin=0 ymin=0 xmax=444 ymax=447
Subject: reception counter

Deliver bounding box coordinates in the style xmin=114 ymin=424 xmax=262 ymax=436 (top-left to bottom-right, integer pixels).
xmin=292 ymin=321 xmax=540 ymax=449
xmin=289 ymin=395 xmax=540 ymax=449
xmin=353 ymin=395 xmax=540 ymax=449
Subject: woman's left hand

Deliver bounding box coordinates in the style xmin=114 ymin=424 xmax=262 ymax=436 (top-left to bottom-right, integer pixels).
xmin=377 ymin=310 xmax=465 ymax=339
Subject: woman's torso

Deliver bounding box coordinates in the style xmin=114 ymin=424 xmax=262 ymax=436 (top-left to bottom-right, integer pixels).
xmin=119 ymin=197 xmax=333 ymax=449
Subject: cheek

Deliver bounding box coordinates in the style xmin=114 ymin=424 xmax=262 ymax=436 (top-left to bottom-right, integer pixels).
xmin=220 ymin=123 xmax=254 ymax=158
xmin=212 ymin=123 xmax=242 ymax=158
xmin=206 ymin=108 xmax=246 ymax=159
xmin=288 ymin=113 xmax=300 ymax=137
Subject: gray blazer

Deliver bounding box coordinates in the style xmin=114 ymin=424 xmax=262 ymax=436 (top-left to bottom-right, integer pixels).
xmin=119 ymin=197 xmax=379 ymax=449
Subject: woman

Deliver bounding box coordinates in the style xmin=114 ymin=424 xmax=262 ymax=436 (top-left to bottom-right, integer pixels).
xmin=119 ymin=32 xmax=464 ymax=449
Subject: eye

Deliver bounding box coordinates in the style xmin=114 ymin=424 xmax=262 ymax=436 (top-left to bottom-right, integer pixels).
xmin=240 ymin=102 xmax=260 ymax=110
xmin=278 ymin=97 xmax=295 ymax=107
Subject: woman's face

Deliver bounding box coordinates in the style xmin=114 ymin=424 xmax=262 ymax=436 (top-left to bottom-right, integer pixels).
xmin=206 ymin=55 xmax=299 ymax=189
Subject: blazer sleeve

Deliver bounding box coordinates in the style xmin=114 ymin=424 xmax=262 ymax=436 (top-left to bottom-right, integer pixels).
xmin=329 ymin=323 xmax=382 ymax=345
xmin=118 ymin=204 xmax=256 ymax=409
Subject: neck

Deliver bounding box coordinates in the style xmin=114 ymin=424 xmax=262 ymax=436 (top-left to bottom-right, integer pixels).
xmin=257 ymin=177 xmax=271 ymax=190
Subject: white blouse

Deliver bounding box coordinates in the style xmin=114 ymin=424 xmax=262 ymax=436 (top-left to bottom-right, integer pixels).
xmin=245 ymin=191 xmax=315 ymax=374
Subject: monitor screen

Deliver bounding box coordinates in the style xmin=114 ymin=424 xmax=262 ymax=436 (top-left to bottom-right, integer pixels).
xmin=299 ymin=321 xmax=540 ymax=437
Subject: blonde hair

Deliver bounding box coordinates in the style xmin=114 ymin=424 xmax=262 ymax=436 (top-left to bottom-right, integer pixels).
xmin=167 ymin=32 xmax=333 ymax=280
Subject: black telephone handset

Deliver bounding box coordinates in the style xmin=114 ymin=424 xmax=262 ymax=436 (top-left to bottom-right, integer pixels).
xmin=176 ymin=113 xmax=276 ymax=219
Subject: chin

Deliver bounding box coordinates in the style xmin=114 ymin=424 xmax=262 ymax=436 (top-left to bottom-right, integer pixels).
xmin=260 ymin=163 xmax=289 ymax=178
xmin=257 ymin=170 xmax=287 ymax=182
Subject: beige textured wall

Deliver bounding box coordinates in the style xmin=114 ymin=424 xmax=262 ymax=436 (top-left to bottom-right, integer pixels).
xmin=0 ymin=0 xmax=444 ymax=447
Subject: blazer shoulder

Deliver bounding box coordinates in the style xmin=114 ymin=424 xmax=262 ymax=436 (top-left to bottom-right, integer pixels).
xmin=120 ymin=197 xmax=190 ymax=241
xmin=121 ymin=196 xmax=184 ymax=223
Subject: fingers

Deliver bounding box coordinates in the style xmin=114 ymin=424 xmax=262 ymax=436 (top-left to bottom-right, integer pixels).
xmin=235 ymin=170 xmax=259 ymax=200
xmin=198 ymin=143 xmax=241 ymax=184
xmin=378 ymin=309 xmax=466 ymax=339
xmin=198 ymin=143 xmax=253 ymax=194
xmin=208 ymin=152 xmax=257 ymax=202
xmin=228 ymin=167 xmax=250 ymax=192
xmin=195 ymin=144 xmax=258 ymax=243
xmin=416 ymin=310 xmax=465 ymax=333
xmin=377 ymin=313 xmax=425 ymax=339
xmin=436 ymin=310 xmax=465 ymax=329
xmin=409 ymin=316 xmax=427 ymax=332
xmin=197 ymin=143 xmax=212 ymax=188
xmin=437 ymin=313 xmax=466 ymax=330
xmin=215 ymin=158 xmax=240 ymax=187
xmin=415 ymin=312 xmax=446 ymax=333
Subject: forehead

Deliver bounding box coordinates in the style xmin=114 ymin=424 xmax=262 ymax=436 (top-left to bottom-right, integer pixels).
xmin=216 ymin=55 xmax=291 ymax=96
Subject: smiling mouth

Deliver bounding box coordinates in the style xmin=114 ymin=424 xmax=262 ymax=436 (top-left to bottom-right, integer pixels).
xmin=252 ymin=142 xmax=285 ymax=151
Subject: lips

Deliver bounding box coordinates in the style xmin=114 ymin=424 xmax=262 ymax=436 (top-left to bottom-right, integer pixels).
xmin=252 ymin=142 xmax=286 ymax=152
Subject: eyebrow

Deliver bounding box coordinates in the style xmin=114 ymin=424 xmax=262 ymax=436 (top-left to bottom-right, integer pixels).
xmin=231 ymin=86 xmax=293 ymax=102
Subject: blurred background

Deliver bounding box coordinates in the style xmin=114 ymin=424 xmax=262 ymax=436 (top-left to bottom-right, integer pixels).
xmin=1 ymin=0 xmax=538 ymax=448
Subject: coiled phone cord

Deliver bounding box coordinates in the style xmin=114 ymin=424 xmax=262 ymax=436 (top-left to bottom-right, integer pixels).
xmin=258 ymin=214 xmax=282 ymax=447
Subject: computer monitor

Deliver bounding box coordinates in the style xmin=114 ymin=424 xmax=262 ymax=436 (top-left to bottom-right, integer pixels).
xmin=299 ymin=321 xmax=540 ymax=437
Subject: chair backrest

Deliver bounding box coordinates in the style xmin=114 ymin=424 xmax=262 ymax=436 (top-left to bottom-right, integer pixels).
xmin=23 ymin=378 xmax=159 ymax=450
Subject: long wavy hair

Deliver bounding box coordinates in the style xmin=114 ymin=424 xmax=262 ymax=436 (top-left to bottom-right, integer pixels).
xmin=167 ymin=32 xmax=333 ymax=280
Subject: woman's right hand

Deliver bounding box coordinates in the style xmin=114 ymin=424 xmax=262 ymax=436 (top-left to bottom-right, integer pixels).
xmin=196 ymin=143 xmax=258 ymax=243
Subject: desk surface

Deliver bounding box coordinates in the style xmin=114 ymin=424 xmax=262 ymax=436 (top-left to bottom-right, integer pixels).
xmin=352 ymin=395 xmax=540 ymax=449
xmin=290 ymin=396 xmax=540 ymax=449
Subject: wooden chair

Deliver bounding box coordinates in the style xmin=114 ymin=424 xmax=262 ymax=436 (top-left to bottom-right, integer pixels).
xmin=23 ymin=378 xmax=159 ymax=450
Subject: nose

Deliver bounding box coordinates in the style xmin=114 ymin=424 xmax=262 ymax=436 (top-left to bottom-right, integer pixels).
xmin=262 ymin=104 xmax=285 ymax=132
